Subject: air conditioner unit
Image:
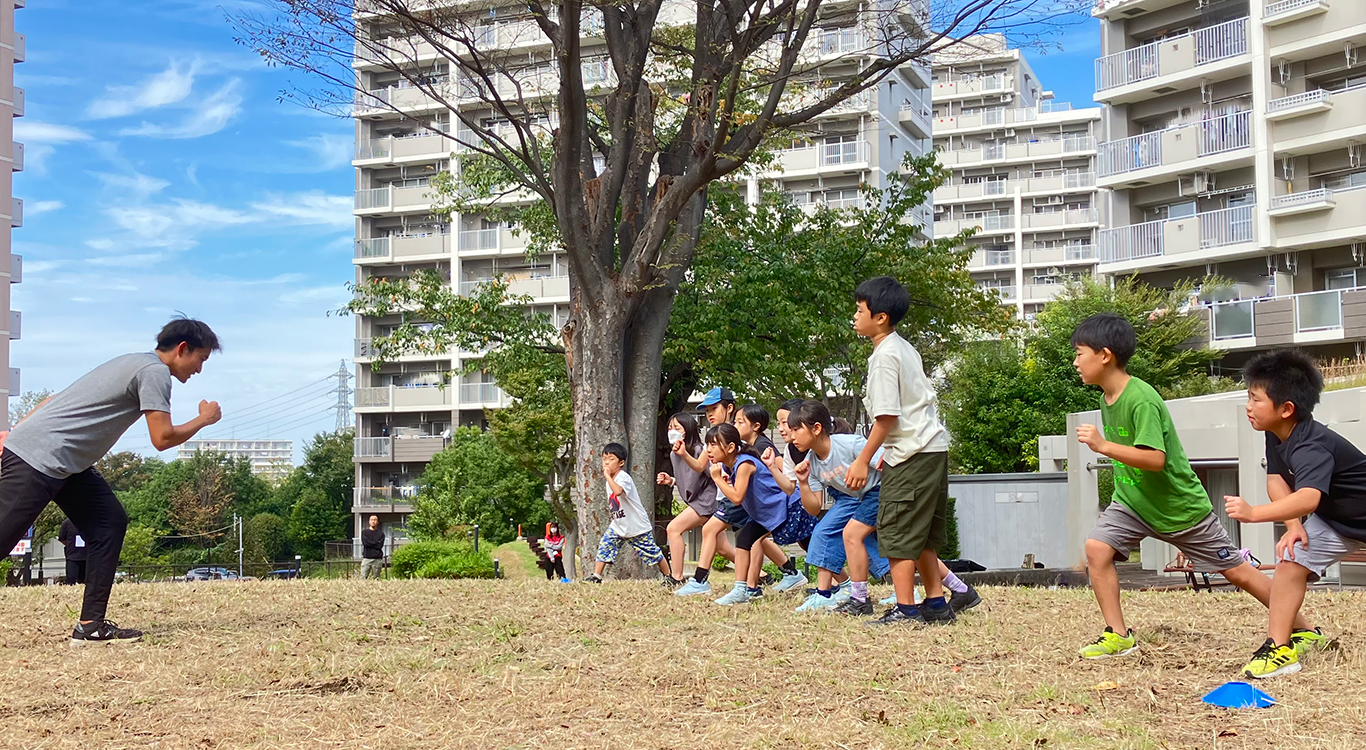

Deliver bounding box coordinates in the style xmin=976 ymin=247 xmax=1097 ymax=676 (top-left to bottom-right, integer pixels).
xmin=1003 ymin=128 xmax=1016 ymax=137
xmin=1000 ymin=93 xmax=1014 ymax=102
xmin=1041 ymin=195 xmax=1064 ymax=205
xmin=1178 ymin=172 xmax=1214 ymax=196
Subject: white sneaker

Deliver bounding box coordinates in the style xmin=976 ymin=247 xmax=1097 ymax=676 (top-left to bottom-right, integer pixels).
xmin=774 ymin=572 xmax=807 ymax=592
xmin=674 ymin=578 xmax=712 ymax=597
xmin=795 ymin=592 xmax=843 ymax=612
xmin=714 ymin=582 xmax=752 ymax=606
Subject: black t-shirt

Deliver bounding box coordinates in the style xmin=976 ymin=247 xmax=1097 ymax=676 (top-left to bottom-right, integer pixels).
xmin=749 ymin=435 xmax=777 ymax=458
xmin=361 ymin=529 xmax=386 ymax=559
xmin=1266 ymin=419 xmax=1366 ymax=542
xmin=58 ymin=518 xmax=87 ymax=561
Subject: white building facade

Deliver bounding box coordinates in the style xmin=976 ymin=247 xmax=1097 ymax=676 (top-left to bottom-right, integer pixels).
xmin=178 ymin=439 xmax=295 ymax=483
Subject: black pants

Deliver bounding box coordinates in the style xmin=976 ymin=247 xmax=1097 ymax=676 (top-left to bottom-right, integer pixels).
xmin=0 ymin=451 xmax=127 ymax=621
xmin=736 ymin=521 xmax=771 ymax=551
xmin=545 ymin=557 xmax=565 ymax=580
xmin=65 ymin=558 xmax=87 ymax=585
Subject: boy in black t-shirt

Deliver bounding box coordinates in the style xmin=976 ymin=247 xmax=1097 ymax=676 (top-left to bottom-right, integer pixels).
xmin=1225 ymin=350 xmax=1365 ymax=679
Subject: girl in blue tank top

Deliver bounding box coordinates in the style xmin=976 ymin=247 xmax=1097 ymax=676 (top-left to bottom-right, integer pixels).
xmin=706 ymin=423 xmax=789 ymax=604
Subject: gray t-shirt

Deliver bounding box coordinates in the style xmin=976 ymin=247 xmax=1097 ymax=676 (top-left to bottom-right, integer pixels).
xmin=808 ymin=433 xmax=884 ymax=499
xmin=6 ymin=352 xmax=172 ymax=479
xmin=670 ymin=446 xmax=718 ymax=517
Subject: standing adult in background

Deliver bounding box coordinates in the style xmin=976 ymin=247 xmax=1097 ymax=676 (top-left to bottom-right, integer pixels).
xmin=0 ymin=317 xmax=222 ymax=645
xmin=360 ymin=515 xmax=385 ymax=579
xmin=58 ymin=517 xmax=87 ymax=585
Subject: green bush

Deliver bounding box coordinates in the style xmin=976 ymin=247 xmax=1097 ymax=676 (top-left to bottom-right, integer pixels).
xmin=941 ymin=497 xmax=961 ymax=560
xmin=711 ymin=553 xmax=730 ymax=571
xmin=414 ymin=549 xmax=497 ymax=580
xmin=391 ymin=541 xmax=472 ymax=579
xmin=0 ymin=557 xmax=12 ymax=586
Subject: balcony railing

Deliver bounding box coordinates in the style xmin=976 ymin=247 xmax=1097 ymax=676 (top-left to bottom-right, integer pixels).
xmin=1199 ymin=205 xmax=1254 ymax=248
xmin=1271 ymin=188 xmax=1333 ymax=211
xmin=1267 ymin=88 xmax=1331 ymax=114
xmin=1099 ymin=205 xmax=1254 ymax=263
xmin=355 ymin=437 xmax=392 ymax=458
xmin=1297 ymin=289 xmax=1346 ymax=332
xmin=458 ymin=228 xmax=499 ymax=251
xmin=985 ymin=249 xmax=1013 ymax=266
xmin=821 ymin=139 xmax=870 ymax=167
xmin=355 ymin=186 xmax=391 ymax=210
xmin=355 ymin=387 xmax=392 ymax=407
xmin=1097 ymin=111 xmax=1251 ymax=178
xmin=1095 ymin=18 xmax=1248 ymax=92
xmin=460 ymin=382 xmax=503 ymax=403
xmin=1209 ymin=299 xmax=1255 ymax=340
xmin=1265 ymin=0 xmax=1325 ymax=20
xmin=355 ymin=237 xmax=391 ymax=260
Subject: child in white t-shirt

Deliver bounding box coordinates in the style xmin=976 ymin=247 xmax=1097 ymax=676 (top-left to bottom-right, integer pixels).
xmin=582 ymin=443 xmax=672 ymax=583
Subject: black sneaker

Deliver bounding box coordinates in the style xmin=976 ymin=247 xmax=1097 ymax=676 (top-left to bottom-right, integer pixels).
xmin=832 ymin=597 xmax=874 ymax=616
xmin=758 ymin=571 xmax=774 ymax=587
xmin=660 ymin=575 xmax=684 ymax=590
xmin=949 ymin=585 xmax=982 ymax=613
xmin=70 ymin=620 xmax=143 ymax=647
xmin=920 ymin=601 xmax=958 ymax=625
xmin=867 ymin=606 xmax=927 ymax=626
xmin=581 ymin=574 xmax=603 ymax=584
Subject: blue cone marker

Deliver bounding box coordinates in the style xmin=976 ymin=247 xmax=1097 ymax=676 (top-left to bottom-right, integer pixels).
xmin=1202 ymin=681 xmax=1276 ymax=709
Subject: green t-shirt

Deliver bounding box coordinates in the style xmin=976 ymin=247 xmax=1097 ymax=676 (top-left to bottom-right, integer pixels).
xmin=1099 ymin=376 xmax=1211 ymax=533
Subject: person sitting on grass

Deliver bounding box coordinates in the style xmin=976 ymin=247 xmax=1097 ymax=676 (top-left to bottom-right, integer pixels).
xmin=582 ymin=443 xmax=675 ymax=585
xmin=0 ymin=316 xmax=222 ymax=646
xmin=1225 ymin=350 xmax=1346 ymax=679
xmin=705 ymin=424 xmax=791 ymax=606
xmin=1071 ymin=313 xmax=1312 ymax=658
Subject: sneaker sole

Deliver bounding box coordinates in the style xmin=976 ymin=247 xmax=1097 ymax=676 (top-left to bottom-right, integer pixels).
xmin=1080 ymin=645 xmax=1139 ymax=659
xmin=674 ymin=588 xmax=712 ymax=597
xmin=1245 ymin=661 xmax=1302 ymax=680
xmin=70 ymin=636 xmax=141 ymax=648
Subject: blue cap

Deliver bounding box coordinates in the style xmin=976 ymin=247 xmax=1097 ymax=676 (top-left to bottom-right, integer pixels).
xmin=697 ymin=387 xmax=735 ymax=409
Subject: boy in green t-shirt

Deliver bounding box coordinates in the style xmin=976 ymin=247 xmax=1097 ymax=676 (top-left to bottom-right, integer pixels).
xmin=1071 ymin=313 xmax=1304 ymax=659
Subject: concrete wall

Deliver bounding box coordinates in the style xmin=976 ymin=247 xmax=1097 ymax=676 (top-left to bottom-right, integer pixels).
xmin=950 ymin=472 xmax=1070 ymax=570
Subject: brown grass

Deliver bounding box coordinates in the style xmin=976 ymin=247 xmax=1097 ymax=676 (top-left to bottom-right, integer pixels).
xmin=1 ymin=579 xmax=1364 ymax=749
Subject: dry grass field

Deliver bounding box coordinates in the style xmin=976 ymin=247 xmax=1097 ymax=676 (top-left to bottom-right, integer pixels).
xmin=1 ymin=578 xmax=1364 ymax=749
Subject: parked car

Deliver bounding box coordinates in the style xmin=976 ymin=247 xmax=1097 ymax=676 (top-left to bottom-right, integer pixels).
xmin=184 ymin=567 xmax=255 ymax=581
xmin=263 ymin=569 xmax=301 ymax=580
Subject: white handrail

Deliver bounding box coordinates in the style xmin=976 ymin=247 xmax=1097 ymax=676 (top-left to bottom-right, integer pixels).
xmin=1095 ymin=18 xmax=1247 ymax=92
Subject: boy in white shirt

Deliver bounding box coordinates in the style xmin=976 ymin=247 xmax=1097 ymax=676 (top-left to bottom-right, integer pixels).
xmin=582 ymin=443 xmax=673 ymax=583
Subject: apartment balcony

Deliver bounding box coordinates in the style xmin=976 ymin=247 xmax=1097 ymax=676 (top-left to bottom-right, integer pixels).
xmin=354 ymin=435 xmax=448 ymax=463
xmin=1022 ymin=284 xmax=1066 ymax=303
xmin=353 ymin=184 xmax=435 ymax=215
xmin=355 ymin=338 xmax=452 ymax=363
xmin=935 ymin=136 xmax=1094 ymax=170
xmin=1020 ymin=207 xmax=1099 ymax=231
xmin=770 ymin=140 xmax=871 ymax=176
xmin=903 ymin=58 xmax=931 ymax=89
xmin=352 ymin=36 xmax=441 ymax=69
xmin=354 ymin=385 xmax=453 ymax=413
xmin=352 ymin=486 xmax=420 ymax=514
xmin=9 ymin=310 xmax=20 ymax=341
xmin=898 ymin=102 xmax=931 ymax=138
xmin=967 ymin=248 xmax=1015 ymax=271
xmin=1024 ymin=245 xmax=1096 ymax=266
xmin=931 ymin=102 xmax=1091 ymax=135
xmin=353 ymin=232 xmax=452 ymax=264
xmin=935 ymin=172 xmax=1096 ymax=204
xmin=459 ymin=382 xmax=507 ymax=407
xmin=1096 ymin=111 xmax=1252 ymax=189
xmin=458 ymin=275 xmax=570 ymax=300
xmin=980 ymin=285 xmax=1017 ymax=303
xmin=1092 ymin=0 xmax=1190 ymax=20
xmin=354 ymin=131 xmax=452 ymax=164
xmin=1098 ymin=206 xmax=1255 ymax=273
xmin=1267 ymin=0 xmax=1365 ymax=59
xmin=932 ymin=73 xmax=1014 ymax=102
xmin=1094 ymin=18 xmax=1249 ymax=104
xmin=1205 ymin=287 xmax=1366 ymax=350
xmin=354 ymin=82 xmax=445 ymax=115
xmin=799 ymin=28 xmax=874 ymax=63
xmin=11 ymin=142 xmax=22 ymax=172
xmin=10 ymin=198 xmax=20 ymax=228
xmin=13 ymin=33 xmax=24 ymax=63
xmin=1271 ymin=84 xmax=1366 ymax=155
xmin=936 ymin=213 xmax=1014 ymax=237
xmin=1271 ymin=184 xmax=1366 ymax=250
xmin=9 ymin=254 xmax=21 ymax=283
xmin=11 ymin=88 xmax=23 ymax=118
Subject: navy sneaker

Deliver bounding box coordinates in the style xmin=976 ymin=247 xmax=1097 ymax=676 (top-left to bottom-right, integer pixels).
xmin=867 ymin=607 xmax=926 ymax=626
xmin=949 ymin=585 xmax=982 ymax=613
xmin=833 ymin=597 xmax=874 ymax=616
xmin=920 ymin=601 xmax=958 ymax=625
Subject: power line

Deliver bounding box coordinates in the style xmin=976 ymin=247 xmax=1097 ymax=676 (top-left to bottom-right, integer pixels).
xmin=198 ymin=393 xmax=336 ymax=439
xmin=209 ymin=378 xmax=336 ymax=423
xmin=201 ymin=386 xmax=335 ymax=435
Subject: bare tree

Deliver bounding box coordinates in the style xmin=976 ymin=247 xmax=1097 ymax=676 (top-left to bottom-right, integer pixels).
xmin=235 ymin=0 xmax=1084 ymax=574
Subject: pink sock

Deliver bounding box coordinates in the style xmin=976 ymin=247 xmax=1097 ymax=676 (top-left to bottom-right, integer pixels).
xmin=851 ymin=580 xmax=869 ymax=601
xmin=943 ymin=570 xmax=968 ymax=594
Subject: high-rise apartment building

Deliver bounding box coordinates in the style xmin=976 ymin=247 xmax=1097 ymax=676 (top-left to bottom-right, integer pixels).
xmin=348 ymin=2 xmax=932 ymax=545
xmin=177 ymin=439 xmax=295 ymax=483
xmin=1 ymin=0 xmax=22 ymax=426
xmin=931 ymin=34 xmax=1102 ymax=320
xmin=1094 ymin=0 xmax=1366 ymax=360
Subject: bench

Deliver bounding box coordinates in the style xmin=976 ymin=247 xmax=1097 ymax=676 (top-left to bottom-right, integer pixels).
xmin=1164 ymin=552 xmax=1274 ymax=592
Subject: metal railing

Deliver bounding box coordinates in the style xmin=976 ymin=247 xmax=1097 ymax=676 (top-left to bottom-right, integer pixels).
xmin=1268 ymin=88 xmax=1331 ymax=114
xmin=1065 ymin=244 xmax=1097 ymax=261
xmin=355 ymin=437 xmax=392 ymax=458
xmin=821 ymin=139 xmax=869 ymax=166
xmin=1064 ymin=172 xmax=1097 ymax=189
xmin=1095 ymin=18 xmax=1247 ymax=92
xmin=458 ymin=228 xmax=499 ymax=251
xmin=355 ymin=237 xmax=391 ymax=259
xmin=355 ymin=338 xmax=375 ymax=358
xmin=1200 ymin=205 xmax=1254 ymax=248
xmin=1209 ymin=300 xmax=1255 ymax=340
xmin=985 ymin=248 xmax=1014 ymax=266
xmin=1098 ymin=111 xmax=1251 ymax=177
xmin=1265 ymin=0 xmax=1323 ymax=20
xmin=355 ymin=186 xmax=391 ymax=210
xmin=460 ymin=382 xmax=502 ymax=403
xmin=354 ymin=387 xmax=392 ymax=407
xmin=1297 ymin=290 xmax=1345 ymax=332
xmin=1271 ymin=188 xmax=1334 ymax=210
xmin=1099 ymin=219 xmax=1164 ymax=263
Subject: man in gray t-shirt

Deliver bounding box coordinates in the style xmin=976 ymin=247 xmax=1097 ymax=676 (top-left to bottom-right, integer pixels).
xmin=0 ymin=318 xmax=222 ymax=646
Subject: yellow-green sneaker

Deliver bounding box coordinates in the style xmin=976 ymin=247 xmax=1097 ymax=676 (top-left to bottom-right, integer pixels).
xmin=1290 ymin=627 xmax=1327 ymax=656
xmin=1243 ymin=639 xmax=1301 ymax=680
xmin=1079 ymin=627 xmax=1137 ymax=659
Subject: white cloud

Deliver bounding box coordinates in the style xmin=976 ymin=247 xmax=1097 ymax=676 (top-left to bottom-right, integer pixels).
xmin=94 ymin=171 xmax=171 ymax=197
xmin=87 ymin=60 xmax=202 ymax=119
xmin=14 ymin=121 xmax=92 ymax=143
xmin=287 ymin=133 xmax=354 ymax=172
xmin=251 ymin=192 xmax=353 ymax=229
xmin=25 ymin=200 xmax=65 ymax=216
xmin=120 ymin=79 xmax=244 ymax=139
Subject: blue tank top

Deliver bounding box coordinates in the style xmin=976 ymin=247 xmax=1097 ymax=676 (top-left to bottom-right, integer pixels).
xmin=733 ymin=454 xmax=789 ymax=531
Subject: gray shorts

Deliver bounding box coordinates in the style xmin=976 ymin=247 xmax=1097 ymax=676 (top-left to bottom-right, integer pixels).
xmin=1089 ymin=502 xmax=1241 ymax=572
xmin=1278 ymin=513 xmax=1366 ymax=582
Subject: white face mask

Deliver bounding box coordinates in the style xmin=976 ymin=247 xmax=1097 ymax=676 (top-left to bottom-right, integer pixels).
xmin=667 ymin=429 xmax=685 ymax=445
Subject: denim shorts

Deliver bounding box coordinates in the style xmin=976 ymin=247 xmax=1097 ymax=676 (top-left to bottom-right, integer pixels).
xmin=716 ymin=501 xmax=751 ymax=530
xmin=803 ymin=487 xmax=889 ymax=578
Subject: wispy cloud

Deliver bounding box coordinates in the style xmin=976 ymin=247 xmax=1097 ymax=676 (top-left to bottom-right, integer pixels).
xmin=25 ymin=200 xmax=65 ymax=216
xmin=120 ymin=79 xmax=243 ymax=139
xmin=251 ymin=192 xmax=353 ymax=229
xmin=87 ymin=60 xmax=202 ymax=119
xmin=13 ymin=121 xmax=93 ymax=174
xmin=93 ymin=171 xmax=171 ymax=197
xmin=86 ymin=199 xmax=254 ymax=253
xmin=286 ymin=133 xmax=354 ymax=172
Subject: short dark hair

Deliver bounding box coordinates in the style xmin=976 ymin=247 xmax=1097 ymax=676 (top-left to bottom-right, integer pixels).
xmin=738 ymin=403 xmax=770 ymax=433
xmin=1244 ymin=350 xmax=1323 ymax=422
xmin=789 ymin=400 xmax=832 ymax=435
xmin=778 ymin=398 xmax=805 ymax=416
xmin=1070 ymin=313 xmax=1135 ymax=368
xmin=855 ymin=276 xmax=910 ymax=326
xmin=157 ymin=316 xmax=221 ymax=353
xmin=603 ymin=442 xmax=628 ymax=463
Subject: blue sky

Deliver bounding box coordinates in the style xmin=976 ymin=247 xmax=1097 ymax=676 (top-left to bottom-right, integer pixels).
xmin=9 ymin=1 xmax=1100 ymax=465
xmin=13 ymin=0 xmax=356 ymax=462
